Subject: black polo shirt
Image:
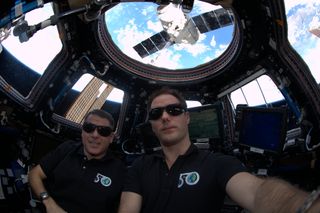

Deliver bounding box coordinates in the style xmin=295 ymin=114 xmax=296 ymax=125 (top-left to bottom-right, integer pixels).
xmin=40 ymin=141 xmax=125 ymax=213
xmin=124 ymin=144 xmax=247 ymax=213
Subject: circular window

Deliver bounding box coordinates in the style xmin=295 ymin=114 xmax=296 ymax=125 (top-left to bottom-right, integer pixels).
xmin=101 ymin=1 xmax=238 ymax=82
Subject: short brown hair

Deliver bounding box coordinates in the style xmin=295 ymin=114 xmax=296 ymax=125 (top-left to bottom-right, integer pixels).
xmin=147 ymin=87 xmax=187 ymax=112
xmin=83 ymin=109 xmax=115 ymax=130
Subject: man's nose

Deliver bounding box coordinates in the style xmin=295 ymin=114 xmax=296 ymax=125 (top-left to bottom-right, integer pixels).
xmin=161 ymin=110 xmax=170 ymax=120
xmin=92 ymin=128 xmax=100 ymax=136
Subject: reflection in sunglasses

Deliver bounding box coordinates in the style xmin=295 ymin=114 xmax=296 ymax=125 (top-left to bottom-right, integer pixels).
xmin=149 ymin=104 xmax=186 ymax=120
xmin=82 ymin=122 xmax=113 ymax=137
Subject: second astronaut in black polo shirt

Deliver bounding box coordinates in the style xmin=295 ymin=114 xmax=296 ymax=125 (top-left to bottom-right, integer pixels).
xmin=29 ymin=109 xmax=125 ymax=213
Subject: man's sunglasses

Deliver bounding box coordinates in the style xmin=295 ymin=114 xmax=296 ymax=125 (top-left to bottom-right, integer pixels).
xmin=82 ymin=122 xmax=113 ymax=137
xmin=149 ymin=104 xmax=186 ymax=120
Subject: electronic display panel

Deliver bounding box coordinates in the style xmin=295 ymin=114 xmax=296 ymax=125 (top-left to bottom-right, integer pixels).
xmin=188 ymin=103 xmax=224 ymax=143
xmin=236 ymin=106 xmax=287 ymax=154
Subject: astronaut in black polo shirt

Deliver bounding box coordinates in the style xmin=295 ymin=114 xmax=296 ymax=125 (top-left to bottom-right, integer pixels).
xmin=118 ymin=87 xmax=320 ymax=213
xmin=28 ymin=109 xmax=125 ymax=213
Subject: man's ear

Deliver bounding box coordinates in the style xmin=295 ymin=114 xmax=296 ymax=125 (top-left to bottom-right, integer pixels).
xmin=186 ymin=111 xmax=190 ymax=125
xmin=110 ymin=132 xmax=116 ymax=143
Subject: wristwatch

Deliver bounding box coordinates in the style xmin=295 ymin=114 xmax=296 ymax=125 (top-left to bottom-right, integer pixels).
xmin=39 ymin=191 xmax=50 ymax=202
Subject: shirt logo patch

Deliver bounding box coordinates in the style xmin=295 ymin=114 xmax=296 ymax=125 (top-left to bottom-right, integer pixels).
xmin=94 ymin=173 xmax=112 ymax=187
xmin=178 ymin=171 xmax=200 ymax=188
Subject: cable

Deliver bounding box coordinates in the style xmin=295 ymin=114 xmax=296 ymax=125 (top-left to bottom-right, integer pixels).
xmin=305 ymin=127 xmax=320 ymax=151
xmin=39 ymin=111 xmax=61 ymax=134
xmin=121 ymin=139 xmax=143 ymax=155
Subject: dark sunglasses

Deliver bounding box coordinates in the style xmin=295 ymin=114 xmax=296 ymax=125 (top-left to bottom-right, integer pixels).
xmin=82 ymin=122 xmax=113 ymax=137
xmin=149 ymin=104 xmax=186 ymax=120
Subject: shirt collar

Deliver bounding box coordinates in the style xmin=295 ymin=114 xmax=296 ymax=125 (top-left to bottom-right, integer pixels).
xmin=76 ymin=145 xmax=113 ymax=162
xmin=154 ymin=143 xmax=199 ymax=159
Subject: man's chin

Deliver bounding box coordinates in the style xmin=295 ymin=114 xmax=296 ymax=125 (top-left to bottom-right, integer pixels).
xmin=86 ymin=147 xmax=103 ymax=156
xmin=87 ymin=151 xmax=106 ymax=159
xmin=160 ymin=138 xmax=179 ymax=147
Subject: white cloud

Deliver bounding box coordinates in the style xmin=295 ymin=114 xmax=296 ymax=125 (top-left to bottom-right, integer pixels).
xmin=141 ymin=5 xmax=157 ymax=16
xmin=309 ymin=16 xmax=320 ymax=29
xmin=114 ymin=18 xmax=153 ymax=57
xmin=149 ymin=49 xmax=181 ymax=69
xmin=192 ymin=0 xmax=220 ymax=15
xmin=286 ymin=1 xmax=320 ymax=45
xmin=198 ymin=33 xmax=206 ymax=42
xmin=146 ymin=20 xmax=163 ymax=32
xmin=284 ymin=0 xmax=312 ymax=14
xmin=304 ymin=39 xmax=320 ymax=83
xmin=171 ymin=33 xmax=208 ymax=57
xmin=203 ymin=56 xmax=213 ymax=63
xmin=214 ymin=44 xmax=228 ymax=58
xmin=105 ymin=4 xmax=125 ymax=23
xmin=188 ymin=43 xmax=210 ymax=56
xmin=285 ymin=0 xmax=320 ymax=83
xmin=287 ymin=5 xmax=309 ymax=45
xmin=173 ymin=41 xmax=209 ymax=57
xmin=210 ymin=35 xmax=216 ymax=47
